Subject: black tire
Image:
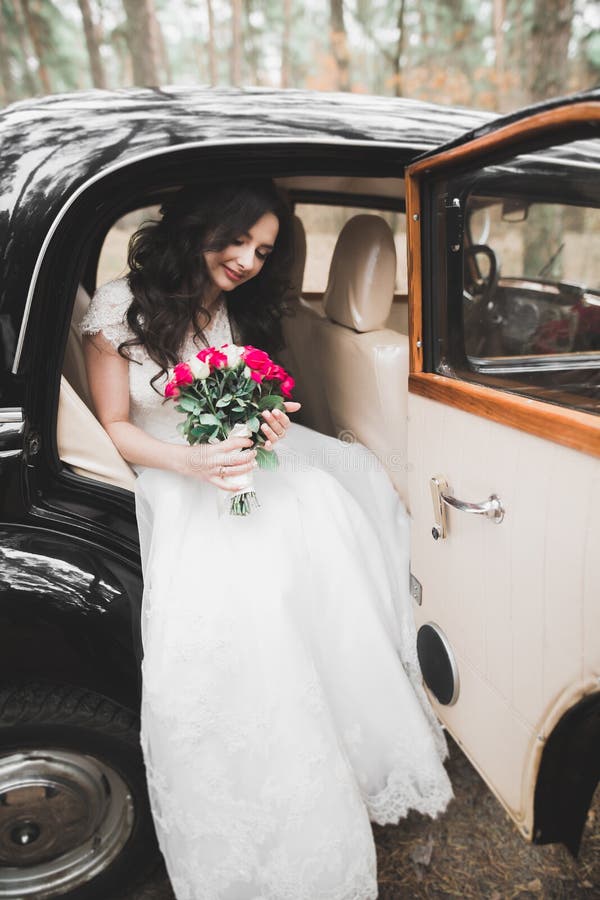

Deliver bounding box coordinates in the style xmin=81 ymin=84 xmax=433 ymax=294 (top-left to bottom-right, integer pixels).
xmin=0 ymin=682 xmax=160 ymax=900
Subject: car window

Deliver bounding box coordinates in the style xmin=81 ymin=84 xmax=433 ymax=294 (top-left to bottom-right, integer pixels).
xmin=294 ymin=204 xmax=407 ymax=295
xmin=428 ymin=134 xmax=600 ymax=416
xmin=465 ymin=198 xmax=600 ymax=359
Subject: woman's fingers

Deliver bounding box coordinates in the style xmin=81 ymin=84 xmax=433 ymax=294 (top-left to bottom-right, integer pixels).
xmin=216 ymin=448 xmax=257 ymax=468
xmin=219 ymin=436 xmax=254 ymax=452
xmin=283 ymin=401 xmax=301 ymax=413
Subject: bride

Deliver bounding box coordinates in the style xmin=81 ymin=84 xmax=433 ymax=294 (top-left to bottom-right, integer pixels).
xmin=80 ymin=179 xmax=452 ymax=900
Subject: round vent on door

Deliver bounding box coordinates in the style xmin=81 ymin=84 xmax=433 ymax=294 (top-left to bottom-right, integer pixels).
xmin=416 ymin=623 xmax=460 ymax=706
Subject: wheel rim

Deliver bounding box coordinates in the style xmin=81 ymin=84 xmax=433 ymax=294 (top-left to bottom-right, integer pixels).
xmin=0 ymin=749 xmax=135 ymax=899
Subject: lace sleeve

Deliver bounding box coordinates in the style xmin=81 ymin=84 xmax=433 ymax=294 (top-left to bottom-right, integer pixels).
xmin=78 ymin=278 xmax=135 ymax=351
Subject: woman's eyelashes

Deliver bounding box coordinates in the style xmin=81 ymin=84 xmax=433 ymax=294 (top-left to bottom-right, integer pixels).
xmin=231 ymin=238 xmax=270 ymax=261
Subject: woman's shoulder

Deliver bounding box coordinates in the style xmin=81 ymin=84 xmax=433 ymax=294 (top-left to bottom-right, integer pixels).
xmin=91 ymin=276 xmax=134 ymax=309
xmin=78 ymin=276 xmax=136 ymax=348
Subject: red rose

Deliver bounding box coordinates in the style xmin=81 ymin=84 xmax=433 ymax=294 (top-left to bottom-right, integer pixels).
xmin=250 ymin=370 xmax=264 ymax=383
xmin=280 ymin=376 xmax=295 ymax=398
xmin=164 ymin=381 xmax=180 ymax=398
xmin=196 ymin=348 xmax=212 ymax=363
xmin=173 ymin=362 xmax=194 ymax=385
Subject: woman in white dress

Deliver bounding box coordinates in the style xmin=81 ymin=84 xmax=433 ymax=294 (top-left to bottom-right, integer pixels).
xmin=80 ymin=180 xmax=453 ymax=900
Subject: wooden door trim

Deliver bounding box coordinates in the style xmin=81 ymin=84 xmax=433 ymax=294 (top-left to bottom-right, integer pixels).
xmin=407 ymin=101 xmax=600 ymax=178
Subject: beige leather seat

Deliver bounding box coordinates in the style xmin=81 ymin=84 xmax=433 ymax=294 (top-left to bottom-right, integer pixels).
xmin=311 ymin=215 xmax=410 ymax=503
xmin=58 ymin=284 xmax=136 ymax=490
xmin=280 ymin=217 xmax=337 ymax=436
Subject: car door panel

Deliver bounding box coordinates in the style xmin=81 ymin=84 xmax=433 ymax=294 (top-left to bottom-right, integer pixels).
xmin=406 ymin=99 xmax=600 ymax=848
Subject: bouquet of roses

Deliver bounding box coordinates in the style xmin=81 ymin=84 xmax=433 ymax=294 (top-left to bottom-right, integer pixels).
xmin=164 ymin=343 xmax=295 ymax=516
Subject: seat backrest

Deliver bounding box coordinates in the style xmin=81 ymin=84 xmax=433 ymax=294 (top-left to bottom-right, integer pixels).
xmin=280 ymin=215 xmax=337 ymax=435
xmin=312 ymin=215 xmax=410 ymax=503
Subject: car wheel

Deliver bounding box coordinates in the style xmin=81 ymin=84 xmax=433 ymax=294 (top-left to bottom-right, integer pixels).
xmin=0 ymin=682 xmax=159 ymax=899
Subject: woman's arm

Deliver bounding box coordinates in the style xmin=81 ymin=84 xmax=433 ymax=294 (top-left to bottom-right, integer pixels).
xmin=82 ymin=332 xmax=258 ymax=489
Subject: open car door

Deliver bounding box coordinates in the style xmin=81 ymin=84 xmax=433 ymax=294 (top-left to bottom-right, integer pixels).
xmin=405 ymin=94 xmax=600 ymax=854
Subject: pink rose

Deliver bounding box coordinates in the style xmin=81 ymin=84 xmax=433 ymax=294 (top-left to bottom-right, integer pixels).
xmin=243 ymin=346 xmax=272 ymax=370
xmin=262 ymin=363 xmax=287 ymax=381
xmin=250 ymin=370 xmax=264 ymax=383
xmin=173 ymin=362 xmax=194 ymax=385
xmin=196 ymin=348 xmax=212 ymax=363
xmin=164 ymin=381 xmax=180 ymax=398
xmin=280 ymin=376 xmax=295 ymax=398
xmin=208 ymin=349 xmax=228 ymax=369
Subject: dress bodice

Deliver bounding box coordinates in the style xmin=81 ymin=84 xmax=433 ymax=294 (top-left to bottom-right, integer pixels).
xmin=78 ymin=277 xmax=235 ymax=448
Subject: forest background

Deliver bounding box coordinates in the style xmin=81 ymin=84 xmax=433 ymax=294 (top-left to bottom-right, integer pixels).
xmin=0 ymin=0 xmax=599 ymax=113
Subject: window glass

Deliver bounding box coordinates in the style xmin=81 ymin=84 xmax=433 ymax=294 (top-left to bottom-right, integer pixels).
xmin=429 ymin=133 xmax=600 ymax=415
xmin=464 ymin=199 xmax=600 ymax=360
xmin=295 ymin=204 xmax=407 ymax=294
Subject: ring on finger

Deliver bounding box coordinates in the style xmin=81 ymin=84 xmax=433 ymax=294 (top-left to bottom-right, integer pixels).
xmin=219 ymin=465 xmax=225 ymax=478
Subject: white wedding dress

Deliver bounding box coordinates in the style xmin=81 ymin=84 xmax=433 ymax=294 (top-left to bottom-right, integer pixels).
xmin=80 ymin=278 xmax=453 ymax=900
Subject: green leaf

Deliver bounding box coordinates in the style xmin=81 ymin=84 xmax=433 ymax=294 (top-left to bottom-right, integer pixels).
xmin=246 ymin=416 xmax=260 ymax=432
xmin=258 ymin=394 xmax=285 ymax=411
xmin=199 ymin=413 xmax=220 ymax=426
xmin=179 ymin=396 xmax=200 ymax=412
xmin=256 ymin=446 xmax=279 ymax=471
xmin=216 ymin=394 xmax=233 ymax=407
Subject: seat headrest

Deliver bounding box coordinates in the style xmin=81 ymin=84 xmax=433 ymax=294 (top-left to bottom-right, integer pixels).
xmin=290 ymin=215 xmax=307 ymax=295
xmin=323 ymin=214 xmax=396 ymax=332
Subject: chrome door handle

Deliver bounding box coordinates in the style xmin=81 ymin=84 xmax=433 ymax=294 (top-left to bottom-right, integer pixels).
xmin=430 ymin=475 xmax=505 ymax=540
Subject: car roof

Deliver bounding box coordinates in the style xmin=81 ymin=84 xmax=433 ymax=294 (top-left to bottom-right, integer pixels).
xmin=0 ymin=86 xmax=492 ymax=219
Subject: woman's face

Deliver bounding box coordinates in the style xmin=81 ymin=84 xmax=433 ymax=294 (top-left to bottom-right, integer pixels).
xmin=203 ymin=212 xmax=280 ymax=292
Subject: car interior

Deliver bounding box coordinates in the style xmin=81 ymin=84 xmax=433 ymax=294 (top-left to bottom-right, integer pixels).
xmin=58 ymin=174 xmax=412 ymax=504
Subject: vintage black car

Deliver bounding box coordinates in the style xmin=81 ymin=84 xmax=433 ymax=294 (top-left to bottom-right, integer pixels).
xmin=0 ymin=85 xmax=598 ymax=899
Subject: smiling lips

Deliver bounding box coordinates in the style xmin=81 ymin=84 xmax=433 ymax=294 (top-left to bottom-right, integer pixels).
xmin=223 ymin=265 xmax=243 ymax=282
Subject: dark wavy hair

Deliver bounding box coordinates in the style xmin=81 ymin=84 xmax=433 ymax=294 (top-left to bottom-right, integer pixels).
xmin=116 ymin=179 xmax=294 ymax=394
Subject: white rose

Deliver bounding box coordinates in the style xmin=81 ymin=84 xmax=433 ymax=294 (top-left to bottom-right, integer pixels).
xmin=243 ymin=365 xmax=252 ymax=379
xmin=222 ymin=344 xmax=244 ymax=368
xmin=189 ymin=357 xmax=210 ymax=379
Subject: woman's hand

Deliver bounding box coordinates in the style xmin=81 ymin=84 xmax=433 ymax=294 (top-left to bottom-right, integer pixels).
xmin=171 ymin=436 xmax=258 ymax=492
xmin=260 ymin=402 xmax=301 ymax=450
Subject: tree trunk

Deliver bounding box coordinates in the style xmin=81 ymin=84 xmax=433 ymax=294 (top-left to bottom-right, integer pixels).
xmin=330 ymin=0 xmax=350 ymax=91
xmin=0 ymin=3 xmax=17 ymax=103
xmin=530 ymin=0 xmax=574 ymax=102
xmin=207 ymin=0 xmax=217 ymax=85
xmin=231 ymin=0 xmax=242 ymax=85
xmin=524 ymin=0 xmax=573 ymax=273
xmin=392 ymin=0 xmax=406 ymax=97
xmin=155 ymin=16 xmax=172 ymax=83
xmin=281 ymin=0 xmax=291 ymax=88
xmin=77 ymin=0 xmax=106 ymax=89
xmin=122 ymin=0 xmax=161 ymax=87
xmin=21 ymin=0 xmax=51 ymax=93
xmin=493 ymin=0 xmax=504 ymax=109
xmin=11 ymin=0 xmax=38 ymax=94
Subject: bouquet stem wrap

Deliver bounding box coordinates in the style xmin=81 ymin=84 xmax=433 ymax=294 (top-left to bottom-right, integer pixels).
xmin=215 ymin=422 xmax=260 ymax=517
